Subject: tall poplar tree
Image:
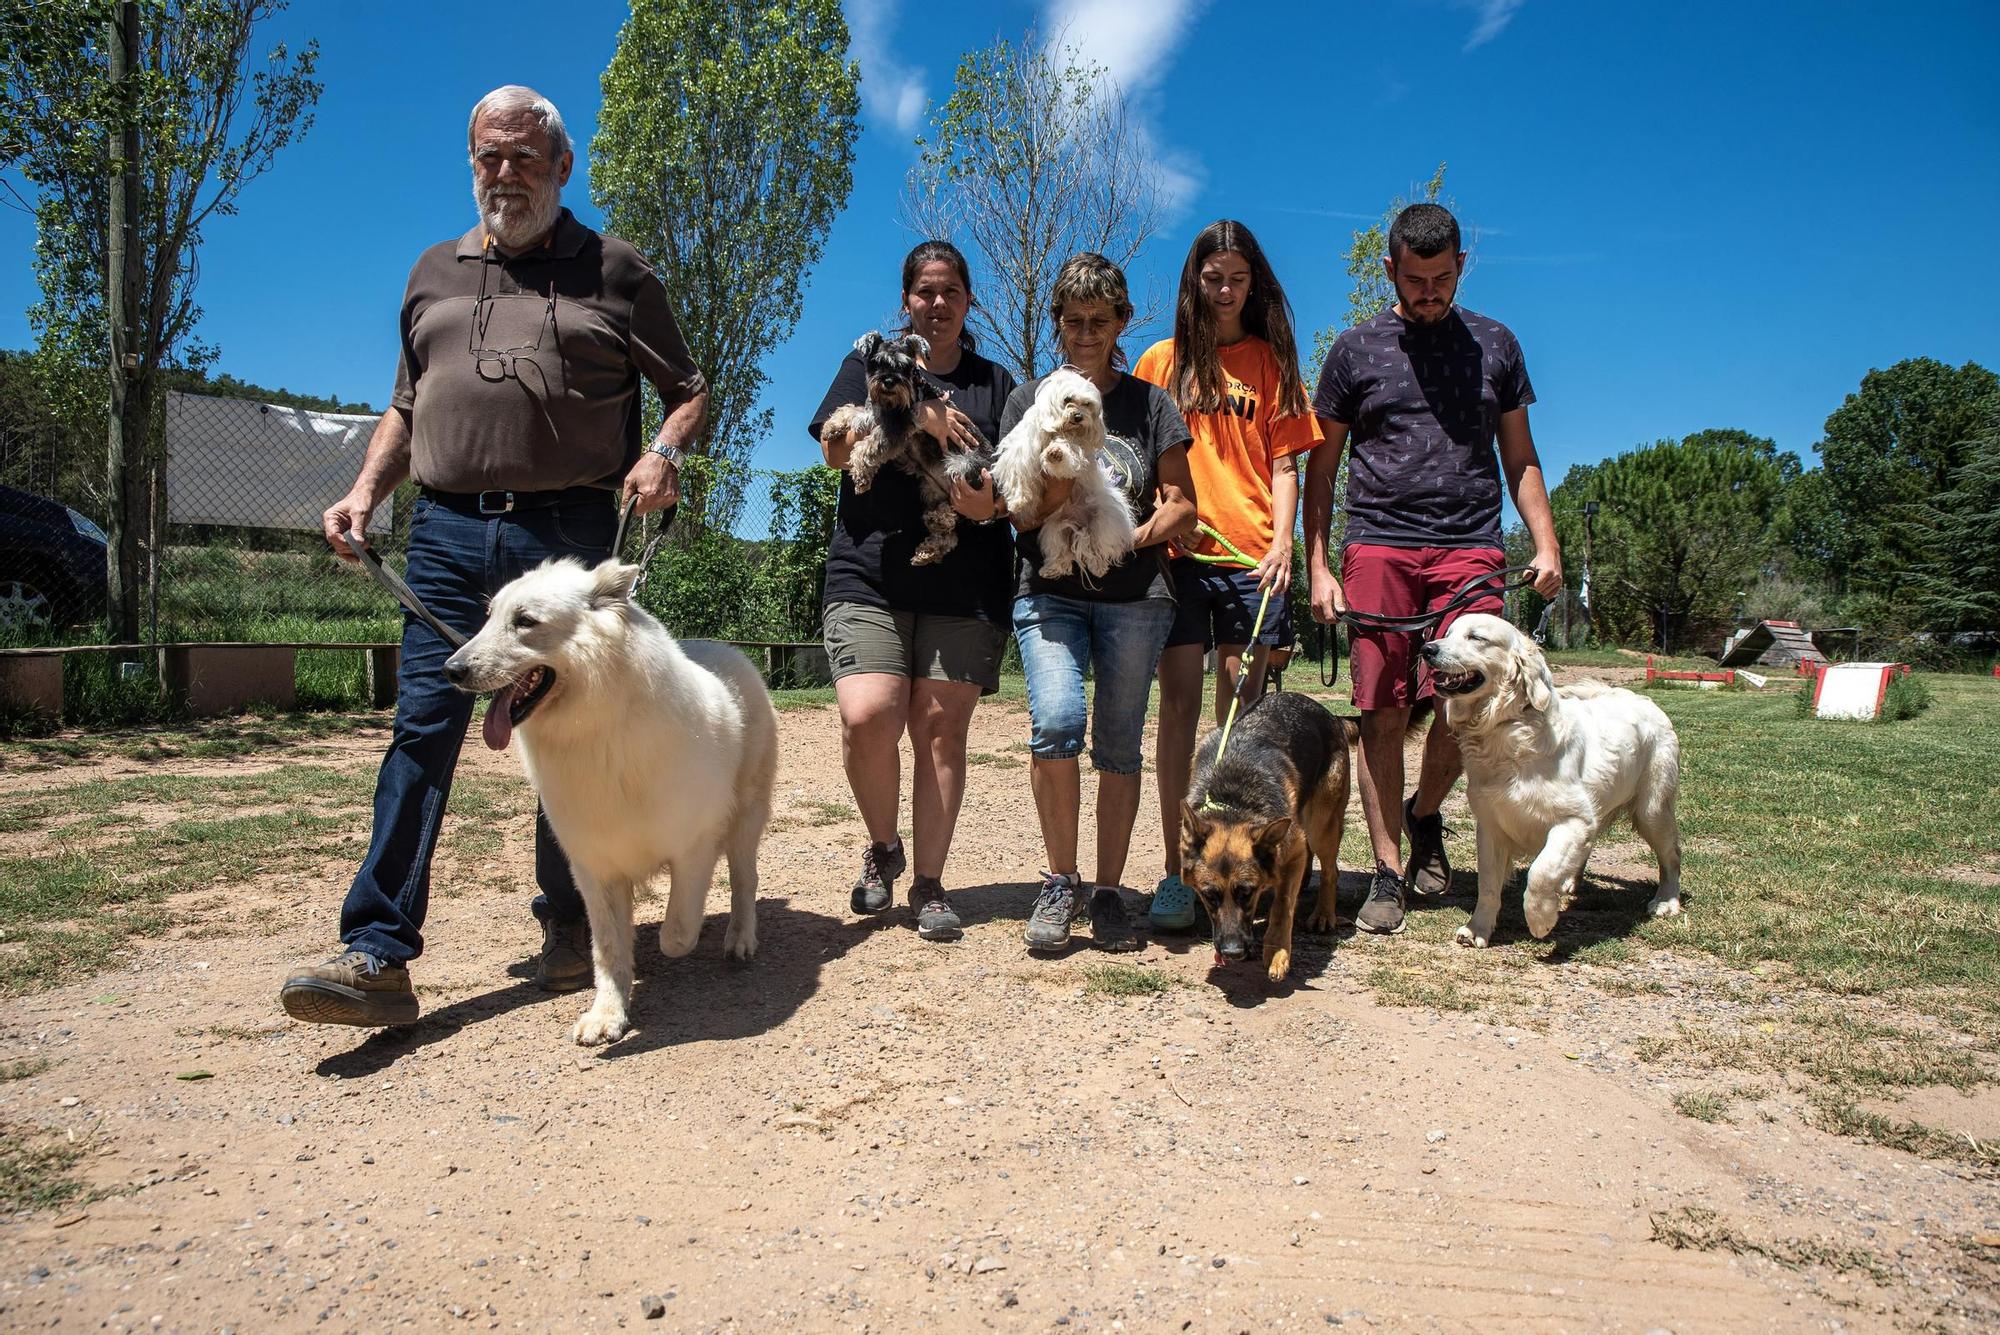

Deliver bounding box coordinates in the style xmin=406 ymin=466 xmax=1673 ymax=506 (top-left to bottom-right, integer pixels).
xmin=593 ymin=0 xmax=860 ymax=527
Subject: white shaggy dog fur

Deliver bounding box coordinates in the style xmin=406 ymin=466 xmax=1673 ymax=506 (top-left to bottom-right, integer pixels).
xmin=993 ymin=367 xmax=1136 ymax=579
xmin=1422 ymin=613 xmax=1683 ymax=948
xmin=444 ymin=559 xmax=778 ymax=1046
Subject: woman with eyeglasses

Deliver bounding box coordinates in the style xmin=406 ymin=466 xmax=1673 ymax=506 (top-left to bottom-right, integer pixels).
xmin=1003 ymin=252 xmax=1198 ymax=954
xmin=809 ymin=240 xmax=1016 ymax=942
xmin=1135 ymin=220 xmax=1322 ymax=935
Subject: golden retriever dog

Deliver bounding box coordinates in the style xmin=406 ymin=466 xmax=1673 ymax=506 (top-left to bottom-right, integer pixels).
xmin=1421 ymin=613 xmax=1682 ymax=948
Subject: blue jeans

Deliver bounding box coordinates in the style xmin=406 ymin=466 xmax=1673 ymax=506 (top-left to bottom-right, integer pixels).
xmin=339 ymin=493 xmax=616 ymax=963
xmin=1013 ymin=594 xmax=1175 ymax=774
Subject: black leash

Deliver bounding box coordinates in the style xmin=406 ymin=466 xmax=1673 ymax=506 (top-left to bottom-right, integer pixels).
xmin=1336 ymin=564 xmax=1543 ymax=637
xmin=1305 ymin=564 xmax=1543 ymax=692
xmin=613 ymin=494 xmax=677 ymax=590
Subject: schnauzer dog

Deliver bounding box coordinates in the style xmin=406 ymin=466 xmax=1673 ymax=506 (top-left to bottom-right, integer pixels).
xmin=822 ymin=331 xmax=968 ymax=566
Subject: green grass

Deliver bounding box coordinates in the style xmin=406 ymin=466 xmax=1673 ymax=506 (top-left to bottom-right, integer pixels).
xmin=0 ymin=1124 xmax=87 ymax=1214
xmin=1672 ymin=1089 xmax=1733 ymax=1123
xmin=0 ymin=1057 xmax=52 ymax=1081
xmin=1648 ymin=674 xmax=1998 ymax=1009
xmin=1648 ymin=1205 xmax=1892 ymax=1283
xmin=1081 ymin=964 xmax=1180 ymax=997
xmin=1544 ymin=647 xmax=1717 ymax=672
xmin=0 ymin=762 xmax=378 ymax=996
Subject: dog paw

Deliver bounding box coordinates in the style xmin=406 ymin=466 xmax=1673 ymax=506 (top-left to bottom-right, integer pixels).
xmin=1455 ymin=923 xmax=1491 ymax=949
xmin=1648 ymin=894 xmax=1683 ymax=919
xmin=572 ymin=1009 xmax=629 ymax=1047
xmin=1264 ymin=949 xmax=1291 ymax=983
xmin=723 ymin=921 xmax=758 ymax=960
xmin=1303 ymin=909 xmax=1339 ymax=935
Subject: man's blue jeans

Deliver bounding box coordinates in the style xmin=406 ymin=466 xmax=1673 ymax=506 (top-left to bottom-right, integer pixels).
xmin=339 ymin=492 xmax=616 ymax=964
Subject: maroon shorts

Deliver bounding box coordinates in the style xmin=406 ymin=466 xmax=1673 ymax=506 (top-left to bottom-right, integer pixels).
xmin=1341 ymin=544 xmax=1506 ymax=710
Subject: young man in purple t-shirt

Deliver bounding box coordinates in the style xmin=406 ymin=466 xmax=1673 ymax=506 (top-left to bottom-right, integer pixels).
xmin=1302 ymin=204 xmax=1565 ymax=936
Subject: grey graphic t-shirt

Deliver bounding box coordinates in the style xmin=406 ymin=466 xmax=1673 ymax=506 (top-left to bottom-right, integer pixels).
xmin=1311 ymin=304 xmax=1535 ymax=549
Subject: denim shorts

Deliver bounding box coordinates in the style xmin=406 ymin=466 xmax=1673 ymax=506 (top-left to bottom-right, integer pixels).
xmin=1165 ymin=556 xmax=1288 ymax=651
xmin=1012 ymin=593 xmax=1175 ymax=773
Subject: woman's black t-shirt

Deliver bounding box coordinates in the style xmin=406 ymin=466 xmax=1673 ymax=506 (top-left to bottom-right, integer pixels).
xmin=1001 ymin=372 xmax=1192 ymax=604
xmin=811 ymin=346 xmax=1019 ymax=624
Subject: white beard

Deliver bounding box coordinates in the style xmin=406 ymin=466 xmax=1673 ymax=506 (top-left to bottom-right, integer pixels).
xmin=476 ymin=179 xmax=562 ymax=249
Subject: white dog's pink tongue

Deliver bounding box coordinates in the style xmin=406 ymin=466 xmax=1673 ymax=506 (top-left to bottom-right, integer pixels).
xmin=483 ymin=685 xmax=516 ymax=751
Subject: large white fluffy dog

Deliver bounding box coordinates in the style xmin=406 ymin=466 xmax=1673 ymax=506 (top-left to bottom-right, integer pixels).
xmin=444 ymin=558 xmax=778 ymax=1046
xmin=993 ymin=367 xmax=1136 ymax=579
xmin=1422 ymin=613 xmax=1683 ymax=948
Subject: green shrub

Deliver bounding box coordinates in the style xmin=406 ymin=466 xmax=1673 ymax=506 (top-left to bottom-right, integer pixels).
xmin=1877 ymin=672 xmax=1934 ymax=722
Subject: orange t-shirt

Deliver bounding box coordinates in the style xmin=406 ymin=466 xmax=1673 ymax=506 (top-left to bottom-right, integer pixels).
xmin=1133 ymin=335 xmax=1322 ymax=564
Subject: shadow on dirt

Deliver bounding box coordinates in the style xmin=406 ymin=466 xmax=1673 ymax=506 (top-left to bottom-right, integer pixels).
xmin=313 ymin=895 xmax=856 ymax=1076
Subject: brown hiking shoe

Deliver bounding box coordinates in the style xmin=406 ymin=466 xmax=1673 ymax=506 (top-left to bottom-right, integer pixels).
xmin=536 ymin=916 xmax=593 ymax=993
xmin=1403 ymin=796 xmax=1453 ymax=898
xmin=1354 ymin=863 xmax=1408 ymax=935
xmin=279 ymin=950 xmax=419 ymax=1027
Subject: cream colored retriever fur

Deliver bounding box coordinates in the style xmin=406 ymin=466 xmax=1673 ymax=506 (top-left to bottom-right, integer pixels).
xmin=444 ymin=559 xmax=777 ymax=1046
xmin=1423 ymin=613 xmax=1682 ymax=948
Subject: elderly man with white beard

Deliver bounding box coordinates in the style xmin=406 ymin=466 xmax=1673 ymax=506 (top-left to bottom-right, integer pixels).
xmin=279 ymin=86 xmax=709 ymax=1028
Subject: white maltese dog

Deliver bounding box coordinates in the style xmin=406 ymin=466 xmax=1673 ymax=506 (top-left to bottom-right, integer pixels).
xmin=992 ymin=367 xmax=1137 ymax=580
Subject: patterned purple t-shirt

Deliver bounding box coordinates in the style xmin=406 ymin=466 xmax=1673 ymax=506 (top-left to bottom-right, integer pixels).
xmin=1311 ymin=304 xmax=1535 ymax=549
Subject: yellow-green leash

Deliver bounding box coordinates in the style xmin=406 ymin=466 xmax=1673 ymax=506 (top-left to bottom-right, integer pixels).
xmin=1190 ymin=521 xmax=1274 ymax=806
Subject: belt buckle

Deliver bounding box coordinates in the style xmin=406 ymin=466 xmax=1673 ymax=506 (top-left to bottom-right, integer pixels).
xmin=478 ymin=490 xmax=515 ymax=515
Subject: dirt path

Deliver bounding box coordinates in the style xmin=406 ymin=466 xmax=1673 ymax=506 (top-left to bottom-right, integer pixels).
xmin=3 ymin=691 xmax=1995 ymax=1333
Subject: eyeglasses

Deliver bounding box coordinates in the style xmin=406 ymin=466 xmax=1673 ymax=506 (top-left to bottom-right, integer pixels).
xmin=469 ymin=243 xmax=556 ymax=383
xmin=468 ymin=240 xmax=562 ymax=439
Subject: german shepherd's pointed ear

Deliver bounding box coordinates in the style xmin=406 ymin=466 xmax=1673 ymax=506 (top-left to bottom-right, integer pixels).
xmin=852 ymin=331 xmax=884 ymax=359
xmin=1252 ymin=817 xmax=1294 ymax=854
xmin=1512 ymin=639 xmax=1554 ymax=712
xmin=589 ymin=561 xmax=641 ymax=611
xmin=898 ymin=333 xmax=930 ymax=362
xmin=1179 ymin=800 xmax=1206 ymax=837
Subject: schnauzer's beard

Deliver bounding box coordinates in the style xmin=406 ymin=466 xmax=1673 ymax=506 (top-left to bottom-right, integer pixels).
xmin=475 ymin=177 xmax=562 ymax=250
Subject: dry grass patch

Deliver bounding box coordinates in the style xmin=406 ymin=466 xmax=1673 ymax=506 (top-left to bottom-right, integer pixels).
xmin=1648 ymin=1204 xmax=1893 ymax=1283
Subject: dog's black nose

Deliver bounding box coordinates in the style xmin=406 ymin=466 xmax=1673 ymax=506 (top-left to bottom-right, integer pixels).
xmin=1420 ymin=641 xmax=1442 ymax=664
xmin=1217 ymin=938 xmax=1248 ymax=960
xmin=442 ymin=658 xmax=468 ymax=687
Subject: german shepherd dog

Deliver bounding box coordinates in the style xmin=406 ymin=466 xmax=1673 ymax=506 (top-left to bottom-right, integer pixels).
xmin=1179 ymin=692 xmax=1358 ymax=982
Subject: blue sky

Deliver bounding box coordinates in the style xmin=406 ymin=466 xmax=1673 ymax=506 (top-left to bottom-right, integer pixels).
xmin=3 ymin=0 xmax=1996 ymax=489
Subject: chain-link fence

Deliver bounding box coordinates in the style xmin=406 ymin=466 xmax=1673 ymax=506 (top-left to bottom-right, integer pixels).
xmin=0 ymin=391 xmax=840 ymax=654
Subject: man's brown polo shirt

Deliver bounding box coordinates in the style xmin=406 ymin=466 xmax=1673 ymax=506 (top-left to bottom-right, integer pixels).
xmin=390 ymin=208 xmax=706 ymax=495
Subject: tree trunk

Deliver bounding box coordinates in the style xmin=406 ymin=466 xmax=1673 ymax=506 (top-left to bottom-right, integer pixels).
xmin=103 ymin=1 xmax=144 ymax=643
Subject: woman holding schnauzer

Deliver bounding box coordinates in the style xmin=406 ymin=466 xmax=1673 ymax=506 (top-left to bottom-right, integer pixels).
xmin=811 ymin=240 xmax=1016 ymax=942
xmin=1004 ymin=252 xmax=1198 ymax=954
xmin=1136 ymin=220 xmax=1321 ymax=934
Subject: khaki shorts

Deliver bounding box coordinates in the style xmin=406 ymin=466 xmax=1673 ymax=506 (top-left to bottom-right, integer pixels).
xmin=822 ymin=601 xmax=1007 ymax=696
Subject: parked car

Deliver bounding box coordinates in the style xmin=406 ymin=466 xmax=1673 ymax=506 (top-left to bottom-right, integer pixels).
xmin=0 ymin=484 xmax=109 ymax=634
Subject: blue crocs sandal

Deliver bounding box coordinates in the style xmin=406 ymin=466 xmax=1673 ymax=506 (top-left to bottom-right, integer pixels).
xmin=1150 ymin=873 xmax=1198 ymax=932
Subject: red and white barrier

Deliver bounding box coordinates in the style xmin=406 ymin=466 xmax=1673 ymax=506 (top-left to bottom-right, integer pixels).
xmin=1810 ymin=662 xmax=1910 ymax=720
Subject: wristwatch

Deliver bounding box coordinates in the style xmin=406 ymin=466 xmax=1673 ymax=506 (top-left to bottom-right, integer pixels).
xmin=648 ymin=440 xmax=685 ymax=467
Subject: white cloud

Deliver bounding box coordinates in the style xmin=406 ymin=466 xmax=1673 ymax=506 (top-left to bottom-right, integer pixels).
xmin=847 ymin=0 xmax=927 ymax=136
xmin=1042 ymin=0 xmax=1207 ymax=94
xmin=1041 ymin=0 xmax=1209 ymax=208
xmin=1461 ymin=0 xmax=1525 ymax=51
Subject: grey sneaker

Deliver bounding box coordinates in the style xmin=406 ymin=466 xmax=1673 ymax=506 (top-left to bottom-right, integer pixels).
xmin=536 ymin=916 xmax=592 ymax=992
xmin=279 ymin=949 xmax=419 ymax=1027
xmin=1403 ymin=796 xmax=1453 ymax=898
xmin=851 ymin=840 xmax=906 ymax=915
xmin=1354 ymin=863 xmax=1408 ymax=935
xmin=1023 ymin=872 xmax=1082 ymax=953
xmin=1088 ymin=886 xmax=1141 ymax=953
xmin=910 ymin=876 xmax=963 ymax=941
